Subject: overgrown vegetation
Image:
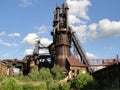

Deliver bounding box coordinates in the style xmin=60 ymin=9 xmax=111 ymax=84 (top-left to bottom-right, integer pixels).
xmin=0 ymin=78 xmax=22 ymax=90
xmin=51 ymin=64 xmax=66 ymax=80
xmin=0 ymin=65 xmax=69 ymax=90
xmin=0 ymin=65 xmax=119 ymax=90
xmin=0 ymin=74 xmax=5 ymax=82
xmin=71 ymin=73 xmax=95 ymax=89
xmin=22 ymin=82 xmax=47 ymax=90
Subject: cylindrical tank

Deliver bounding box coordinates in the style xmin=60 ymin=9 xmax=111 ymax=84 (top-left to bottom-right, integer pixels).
xmin=55 ymin=29 xmax=71 ymax=69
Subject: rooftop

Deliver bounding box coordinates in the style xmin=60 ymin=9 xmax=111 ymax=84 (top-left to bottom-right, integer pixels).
xmin=67 ymin=56 xmax=86 ymax=67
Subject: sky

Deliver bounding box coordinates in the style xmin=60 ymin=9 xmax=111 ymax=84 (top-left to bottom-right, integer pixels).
xmin=0 ymin=0 xmax=120 ymax=60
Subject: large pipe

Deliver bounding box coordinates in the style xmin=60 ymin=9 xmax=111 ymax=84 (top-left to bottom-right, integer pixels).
xmin=55 ymin=6 xmax=60 ymax=30
xmin=62 ymin=2 xmax=69 ymax=29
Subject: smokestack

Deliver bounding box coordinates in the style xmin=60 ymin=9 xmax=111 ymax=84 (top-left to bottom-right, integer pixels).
xmin=62 ymin=2 xmax=69 ymax=29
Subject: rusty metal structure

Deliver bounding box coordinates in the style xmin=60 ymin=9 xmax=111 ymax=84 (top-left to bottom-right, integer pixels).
xmin=50 ymin=3 xmax=71 ymax=69
xmin=48 ymin=2 xmax=92 ymax=72
xmin=1 ymin=3 xmax=120 ymax=76
xmin=0 ymin=3 xmax=100 ymax=75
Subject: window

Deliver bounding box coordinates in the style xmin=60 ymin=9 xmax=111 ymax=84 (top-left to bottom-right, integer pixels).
xmin=72 ymin=70 xmax=75 ymax=73
xmin=77 ymin=70 xmax=79 ymax=74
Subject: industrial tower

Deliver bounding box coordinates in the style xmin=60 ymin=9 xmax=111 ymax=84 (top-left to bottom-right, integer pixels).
xmin=1 ymin=3 xmax=92 ymax=76
xmin=49 ymin=2 xmax=92 ymax=73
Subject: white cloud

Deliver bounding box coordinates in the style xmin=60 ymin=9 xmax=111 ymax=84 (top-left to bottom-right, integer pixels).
xmin=72 ymin=25 xmax=88 ymax=43
xmin=68 ymin=15 xmax=81 ymax=25
xmin=8 ymin=33 xmax=21 ymax=37
xmin=68 ymin=15 xmax=87 ymax=25
xmin=99 ymin=19 xmax=120 ymax=37
xmin=19 ymin=0 xmax=32 ymax=7
xmin=25 ymin=49 xmax=33 ymax=55
xmin=88 ymin=19 xmax=120 ymax=40
xmin=87 ymin=23 xmax=98 ymax=40
xmin=66 ymin=0 xmax=120 ymax=43
xmin=66 ymin=0 xmax=120 ymax=42
xmin=23 ymin=33 xmax=52 ymax=47
xmin=0 ymin=32 xmax=5 ymax=36
xmin=86 ymin=52 xmax=98 ymax=59
xmin=66 ymin=0 xmax=91 ymax=43
xmin=23 ymin=33 xmax=39 ymax=47
xmin=67 ymin=0 xmax=91 ymax=25
xmin=40 ymin=38 xmax=52 ymax=47
xmin=0 ymin=39 xmax=18 ymax=47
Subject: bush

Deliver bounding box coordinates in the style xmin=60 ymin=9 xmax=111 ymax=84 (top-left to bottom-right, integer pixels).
xmin=35 ymin=82 xmax=47 ymax=90
xmin=18 ymin=75 xmax=31 ymax=82
xmin=71 ymin=73 xmax=94 ymax=90
xmin=38 ymin=68 xmax=53 ymax=81
xmin=51 ymin=65 xmax=66 ymax=80
xmin=28 ymin=66 xmax=39 ymax=81
xmin=0 ymin=78 xmax=22 ymax=90
xmin=22 ymin=83 xmax=34 ymax=90
xmin=60 ymin=82 xmax=70 ymax=90
xmin=22 ymin=82 xmax=47 ymax=90
xmin=0 ymin=74 xmax=5 ymax=82
xmin=28 ymin=67 xmax=53 ymax=81
xmin=47 ymin=80 xmax=60 ymax=90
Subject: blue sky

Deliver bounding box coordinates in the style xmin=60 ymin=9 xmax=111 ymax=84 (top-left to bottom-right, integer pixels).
xmin=0 ymin=0 xmax=120 ymax=60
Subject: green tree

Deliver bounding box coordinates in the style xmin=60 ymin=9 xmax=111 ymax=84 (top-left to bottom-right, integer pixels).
xmin=47 ymin=80 xmax=60 ymax=90
xmin=38 ymin=67 xmax=53 ymax=81
xmin=51 ymin=65 xmax=66 ymax=80
xmin=28 ymin=66 xmax=39 ymax=81
xmin=71 ymin=73 xmax=94 ymax=90
xmin=60 ymin=82 xmax=70 ymax=90
xmin=28 ymin=67 xmax=53 ymax=81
